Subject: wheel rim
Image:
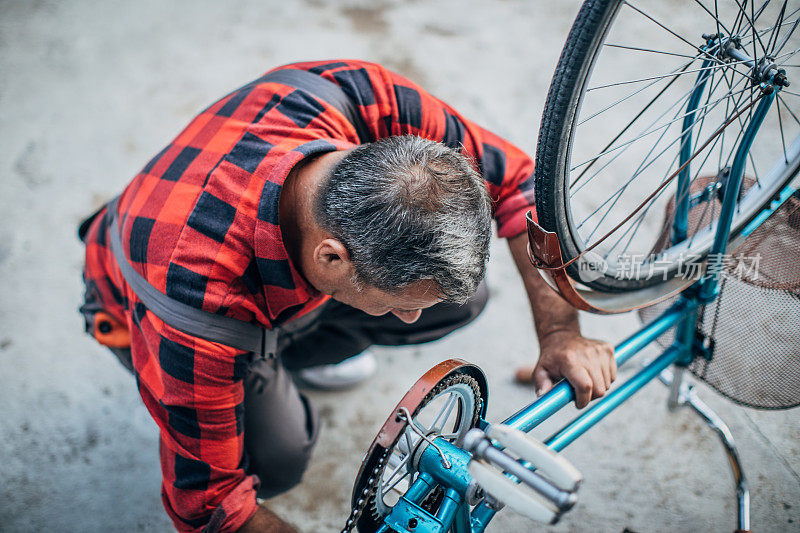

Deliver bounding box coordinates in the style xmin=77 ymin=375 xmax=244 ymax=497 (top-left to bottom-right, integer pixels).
xmin=560 ymin=0 xmax=800 ymax=287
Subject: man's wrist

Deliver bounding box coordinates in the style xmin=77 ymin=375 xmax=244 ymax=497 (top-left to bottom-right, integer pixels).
xmin=538 ymin=325 xmax=581 ymax=342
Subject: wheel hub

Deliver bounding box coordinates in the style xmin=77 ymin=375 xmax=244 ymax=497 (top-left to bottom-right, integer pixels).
xmin=705 ymin=33 xmax=790 ymax=88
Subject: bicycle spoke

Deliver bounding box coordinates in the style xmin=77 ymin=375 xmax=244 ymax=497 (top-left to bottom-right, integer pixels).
xmin=609 ymin=146 xmax=685 ymax=257
xmin=582 ymin=110 xmax=697 ymax=239
xmin=572 ymin=82 xmax=752 ymax=177
xmin=573 ymin=81 xmax=752 ymax=209
xmin=603 ymin=43 xmax=701 ymax=59
xmin=775 ymin=46 xmax=800 ymax=65
xmin=576 ymin=104 xmax=735 ymax=235
xmin=383 ymin=471 xmax=411 ymax=497
xmin=714 ymin=0 xmax=724 ymax=47
xmin=764 ymin=1 xmax=786 ymax=53
xmin=577 ymin=89 xmax=763 ymax=259
xmin=586 ymin=58 xmax=753 ymax=92
xmin=730 ymin=3 xmax=746 ymax=38
xmin=574 ymin=83 xmax=709 ymax=175
xmin=614 ymin=119 xmax=730 ymax=259
xmin=751 ymin=0 xmax=767 ymax=58
xmin=773 ymin=10 xmax=800 ymax=56
xmin=777 ymin=93 xmax=800 ymax=126
xmin=429 ymin=393 xmax=457 ymax=434
xmin=578 ymin=58 xmax=698 ymax=127
xmin=382 ymin=454 xmax=411 ymax=490
xmin=575 ymin=43 xmax=756 ymax=174
xmin=608 ymin=39 xmax=796 ymax=259
xmin=574 ymin=101 xmax=691 ymax=211
xmin=740 ymin=10 xmax=800 ymax=51
xmin=572 ymin=69 xmax=693 ymax=189
xmin=624 ymin=1 xmax=735 ymax=66
xmin=735 ymin=7 xmax=800 ymax=56
xmin=750 ymin=0 xmax=773 ymax=27
xmin=776 ymin=95 xmax=790 ymax=163
xmin=660 ymin=86 xmax=753 ymax=238
xmin=730 ymin=0 xmax=768 ymax=57
xmin=598 ymin=73 xmax=727 ymax=239
xmin=695 ymin=0 xmax=734 ymax=37
xmin=608 ymin=104 xmax=728 ymax=258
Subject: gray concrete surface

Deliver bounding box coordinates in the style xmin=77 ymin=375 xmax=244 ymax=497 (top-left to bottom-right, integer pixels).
xmin=1 ymin=0 xmax=798 ymax=531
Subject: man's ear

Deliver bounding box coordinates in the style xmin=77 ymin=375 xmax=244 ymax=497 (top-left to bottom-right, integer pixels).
xmin=313 ymin=238 xmax=352 ymax=275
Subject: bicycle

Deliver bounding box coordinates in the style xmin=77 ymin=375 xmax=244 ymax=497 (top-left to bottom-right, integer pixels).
xmin=343 ymin=1 xmax=800 ymax=531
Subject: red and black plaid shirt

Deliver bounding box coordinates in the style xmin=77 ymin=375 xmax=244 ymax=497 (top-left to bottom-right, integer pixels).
xmin=82 ymin=59 xmax=536 ymax=532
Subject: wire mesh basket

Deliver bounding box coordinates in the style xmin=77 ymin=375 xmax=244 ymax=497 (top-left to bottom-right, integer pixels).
xmin=639 ymin=176 xmax=800 ymax=410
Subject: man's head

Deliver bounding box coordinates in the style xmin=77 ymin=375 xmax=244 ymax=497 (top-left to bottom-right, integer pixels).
xmin=309 ymin=135 xmax=491 ymax=319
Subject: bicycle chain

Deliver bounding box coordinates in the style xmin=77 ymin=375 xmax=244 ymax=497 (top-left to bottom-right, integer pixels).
xmin=341 ymin=448 xmax=390 ymax=533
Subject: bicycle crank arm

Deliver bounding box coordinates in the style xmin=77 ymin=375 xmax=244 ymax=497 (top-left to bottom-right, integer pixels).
xmin=463 ymin=425 xmax=582 ymax=524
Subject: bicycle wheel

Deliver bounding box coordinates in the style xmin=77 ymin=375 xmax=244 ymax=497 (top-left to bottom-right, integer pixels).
xmin=348 ymin=362 xmax=485 ymax=532
xmin=535 ymin=0 xmax=800 ymax=293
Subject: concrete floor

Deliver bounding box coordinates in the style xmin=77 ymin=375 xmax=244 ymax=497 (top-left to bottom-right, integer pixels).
xmin=0 ymin=0 xmax=798 ymax=531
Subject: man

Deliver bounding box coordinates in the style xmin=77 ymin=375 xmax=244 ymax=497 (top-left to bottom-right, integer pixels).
xmin=80 ymin=59 xmax=615 ymax=532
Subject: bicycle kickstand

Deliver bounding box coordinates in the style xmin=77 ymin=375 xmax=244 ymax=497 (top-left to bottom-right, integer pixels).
xmin=659 ymin=367 xmax=750 ymax=533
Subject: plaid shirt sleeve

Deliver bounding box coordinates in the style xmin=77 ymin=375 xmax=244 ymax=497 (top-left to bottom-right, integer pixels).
xmin=142 ymin=321 xmax=256 ymax=532
xmin=83 ymin=59 xmax=537 ymax=533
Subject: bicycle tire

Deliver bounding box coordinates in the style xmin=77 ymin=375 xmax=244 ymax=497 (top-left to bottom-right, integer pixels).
xmin=534 ymin=0 xmax=800 ymax=293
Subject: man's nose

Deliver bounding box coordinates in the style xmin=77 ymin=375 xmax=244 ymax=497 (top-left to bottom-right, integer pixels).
xmin=391 ymin=309 xmax=423 ymax=323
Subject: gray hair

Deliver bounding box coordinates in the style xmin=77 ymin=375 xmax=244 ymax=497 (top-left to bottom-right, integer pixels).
xmin=315 ymin=135 xmax=491 ymax=303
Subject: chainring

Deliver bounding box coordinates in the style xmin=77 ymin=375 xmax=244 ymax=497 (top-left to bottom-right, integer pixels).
xmin=346 ymin=359 xmax=488 ymax=533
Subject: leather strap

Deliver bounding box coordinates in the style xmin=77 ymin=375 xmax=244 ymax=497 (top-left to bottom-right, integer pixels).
xmin=261 ymin=68 xmax=371 ymax=144
xmin=109 ymin=200 xmax=277 ymax=358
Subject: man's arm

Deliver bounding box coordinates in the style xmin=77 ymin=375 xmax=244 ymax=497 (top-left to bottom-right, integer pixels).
xmin=507 ymin=232 xmax=617 ymax=408
xmin=238 ymin=506 xmax=298 ymax=533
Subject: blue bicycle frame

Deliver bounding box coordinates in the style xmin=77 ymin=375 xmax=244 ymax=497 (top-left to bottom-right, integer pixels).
xmin=374 ymin=40 xmax=795 ymax=533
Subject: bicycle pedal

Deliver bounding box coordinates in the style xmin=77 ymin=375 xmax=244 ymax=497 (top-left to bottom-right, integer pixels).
xmin=487 ymin=424 xmax=582 ymax=492
xmin=463 ymin=425 xmax=582 ymax=525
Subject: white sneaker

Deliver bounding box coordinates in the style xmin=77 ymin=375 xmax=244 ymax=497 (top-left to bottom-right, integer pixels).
xmin=295 ymin=350 xmax=378 ymax=390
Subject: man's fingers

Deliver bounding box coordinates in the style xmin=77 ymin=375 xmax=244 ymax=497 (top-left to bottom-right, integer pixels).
xmin=609 ymin=348 xmax=618 ymax=382
xmin=600 ymin=352 xmax=612 ymax=390
xmin=587 ymin=362 xmax=607 ymax=400
xmin=514 ymin=366 xmax=535 ymax=385
xmin=513 ymin=365 xmax=555 ymax=397
xmin=563 ymin=366 xmax=593 ymax=408
xmin=532 ymin=367 xmax=554 ymax=397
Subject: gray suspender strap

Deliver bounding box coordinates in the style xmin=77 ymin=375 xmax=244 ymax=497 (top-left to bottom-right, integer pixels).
xmin=106 ymin=68 xmax=369 ymax=357
xmin=108 ymin=200 xmax=277 ymax=358
xmin=261 ymin=69 xmax=371 ymax=144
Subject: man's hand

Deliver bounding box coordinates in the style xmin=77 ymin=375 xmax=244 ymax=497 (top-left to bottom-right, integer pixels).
xmin=515 ymin=331 xmax=616 ymax=408
xmin=507 ymin=232 xmax=617 ymax=408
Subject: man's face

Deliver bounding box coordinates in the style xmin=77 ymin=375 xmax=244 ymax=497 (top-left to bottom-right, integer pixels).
xmin=331 ymin=278 xmax=442 ymax=324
